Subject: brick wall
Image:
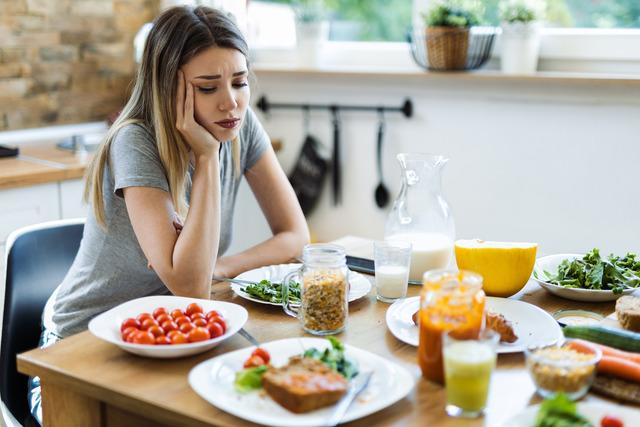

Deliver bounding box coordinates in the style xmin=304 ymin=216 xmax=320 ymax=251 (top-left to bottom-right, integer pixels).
xmin=0 ymin=0 xmax=159 ymax=130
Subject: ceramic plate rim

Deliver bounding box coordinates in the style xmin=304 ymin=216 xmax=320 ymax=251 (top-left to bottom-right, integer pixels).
xmin=231 ymin=263 xmax=371 ymax=306
xmin=385 ymin=296 xmax=562 ymax=353
xmin=502 ymin=401 xmax=640 ymax=426
xmin=188 ymin=337 xmax=415 ymax=427
xmin=88 ymin=295 xmax=248 ymax=357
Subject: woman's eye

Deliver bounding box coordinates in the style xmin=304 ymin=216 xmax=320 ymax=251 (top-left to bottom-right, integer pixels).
xmin=233 ymin=82 xmax=249 ymax=89
xmin=198 ymin=87 xmax=216 ymax=93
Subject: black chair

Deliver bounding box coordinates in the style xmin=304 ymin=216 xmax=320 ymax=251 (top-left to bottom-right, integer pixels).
xmin=1 ymin=219 xmax=84 ymax=426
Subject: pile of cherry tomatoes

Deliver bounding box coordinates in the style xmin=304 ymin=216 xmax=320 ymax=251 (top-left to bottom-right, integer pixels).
xmin=120 ymin=302 xmax=227 ymax=345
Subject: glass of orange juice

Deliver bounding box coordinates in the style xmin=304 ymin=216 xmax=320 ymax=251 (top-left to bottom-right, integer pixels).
xmin=418 ymin=270 xmax=485 ymax=384
xmin=443 ymin=328 xmax=498 ymax=417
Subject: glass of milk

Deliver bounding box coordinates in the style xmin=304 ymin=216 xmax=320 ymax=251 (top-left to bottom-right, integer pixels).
xmin=373 ymin=240 xmax=412 ymax=303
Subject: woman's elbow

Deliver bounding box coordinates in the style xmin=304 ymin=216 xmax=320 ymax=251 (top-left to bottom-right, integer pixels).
xmin=161 ymin=271 xmax=211 ymax=299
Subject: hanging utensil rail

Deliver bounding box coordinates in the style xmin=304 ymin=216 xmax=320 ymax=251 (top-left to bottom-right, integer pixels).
xmin=256 ymin=96 xmax=413 ymax=118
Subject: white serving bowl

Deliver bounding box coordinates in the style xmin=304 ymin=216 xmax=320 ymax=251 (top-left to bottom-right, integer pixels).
xmin=533 ymin=253 xmax=638 ymax=302
xmin=88 ymin=295 xmax=248 ymax=358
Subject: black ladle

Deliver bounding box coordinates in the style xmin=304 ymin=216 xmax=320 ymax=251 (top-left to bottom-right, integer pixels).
xmin=375 ymin=110 xmax=390 ymax=208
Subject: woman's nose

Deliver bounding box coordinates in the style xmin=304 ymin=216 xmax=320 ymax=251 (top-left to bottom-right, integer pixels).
xmin=218 ymin=87 xmax=238 ymax=112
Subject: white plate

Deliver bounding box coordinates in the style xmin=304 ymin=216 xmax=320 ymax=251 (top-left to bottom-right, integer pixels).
xmin=188 ymin=337 xmax=415 ymax=427
xmin=231 ymin=264 xmax=372 ymax=306
xmin=503 ymin=401 xmax=640 ymax=426
xmin=534 ymin=253 xmax=638 ymax=302
xmin=88 ymin=295 xmax=247 ymax=358
xmin=385 ymin=296 xmax=563 ymax=354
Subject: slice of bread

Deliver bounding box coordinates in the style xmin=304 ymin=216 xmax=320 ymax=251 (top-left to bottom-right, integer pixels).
xmin=616 ymin=295 xmax=640 ymax=332
xmin=262 ymin=357 xmax=348 ymax=413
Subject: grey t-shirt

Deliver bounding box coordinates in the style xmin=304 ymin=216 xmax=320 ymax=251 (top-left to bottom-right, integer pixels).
xmin=49 ymin=108 xmax=269 ymax=337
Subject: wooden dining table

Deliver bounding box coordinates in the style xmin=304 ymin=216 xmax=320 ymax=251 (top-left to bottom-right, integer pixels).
xmin=17 ymin=236 xmax=638 ymax=426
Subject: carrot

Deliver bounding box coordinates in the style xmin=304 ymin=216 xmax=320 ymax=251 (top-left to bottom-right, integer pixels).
xmin=568 ymin=339 xmax=640 ymax=364
xmin=597 ymin=356 xmax=640 ymax=383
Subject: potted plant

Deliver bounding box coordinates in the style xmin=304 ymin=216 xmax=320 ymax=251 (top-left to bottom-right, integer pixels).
xmin=422 ymin=1 xmax=479 ymax=71
xmin=500 ymin=0 xmax=544 ymax=74
xmin=294 ymin=0 xmax=329 ymax=66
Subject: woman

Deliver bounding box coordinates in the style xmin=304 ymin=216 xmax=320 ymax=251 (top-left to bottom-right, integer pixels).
xmin=28 ymin=5 xmax=309 ymax=423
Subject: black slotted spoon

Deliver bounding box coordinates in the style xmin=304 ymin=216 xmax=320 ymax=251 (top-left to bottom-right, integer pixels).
xmin=374 ymin=109 xmax=390 ymax=208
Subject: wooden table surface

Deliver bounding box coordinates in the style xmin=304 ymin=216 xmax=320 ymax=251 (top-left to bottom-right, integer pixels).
xmin=17 ymin=237 xmax=637 ymax=426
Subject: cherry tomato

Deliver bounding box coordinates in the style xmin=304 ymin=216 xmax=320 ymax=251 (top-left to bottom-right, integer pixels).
xmin=126 ymin=333 xmax=137 ymax=343
xmin=243 ymin=355 xmax=266 ymax=369
xmin=190 ymin=312 xmax=206 ymax=321
xmin=170 ymin=309 xmax=185 ymax=320
xmin=188 ymin=327 xmax=211 ymax=342
xmin=140 ymin=318 xmax=159 ymax=331
xmin=155 ymin=313 xmax=171 ymax=325
xmin=155 ymin=335 xmax=171 ymax=345
xmin=136 ymin=313 xmax=153 ymax=323
xmin=251 ymin=348 xmax=271 ymax=364
xmin=179 ymin=322 xmax=194 ymax=334
xmin=601 ymin=415 xmax=625 ymax=427
xmin=152 ymin=307 xmax=167 ymax=319
xmin=193 ymin=318 xmax=208 ymax=327
xmin=132 ymin=330 xmax=155 ymax=345
xmin=120 ymin=318 xmax=140 ymax=333
xmin=166 ymin=330 xmax=180 ymax=340
xmin=147 ymin=325 xmax=165 ymax=338
xmin=161 ymin=320 xmax=178 ymax=332
xmin=205 ymin=310 xmax=222 ymax=320
xmin=210 ymin=317 xmax=226 ymax=333
xmin=185 ymin=303 xmax=203 ymax=316
xmin=121 ymin=326 xmax=138 ymax=341
xmin=175 ymin=316 xmax=190 ymax=326
xmin=207 ymin=322 xmax=224 ymax=338
xmin=170 ymin=331 xmax=188 ymax=344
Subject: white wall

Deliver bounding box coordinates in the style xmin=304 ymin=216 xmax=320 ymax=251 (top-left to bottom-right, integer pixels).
xmin=230 ymin=73 xmax=640 ymax=257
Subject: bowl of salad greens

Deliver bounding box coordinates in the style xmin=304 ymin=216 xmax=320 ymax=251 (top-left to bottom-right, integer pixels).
xmin=533 ymin=249 xmax=640 ymax=302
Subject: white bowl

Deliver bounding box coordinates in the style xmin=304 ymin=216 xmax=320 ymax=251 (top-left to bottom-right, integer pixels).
xmin=533 ymin=254 xmax=638 ymax=302
xmin=88 ymin=295 xmax=248 ymax=358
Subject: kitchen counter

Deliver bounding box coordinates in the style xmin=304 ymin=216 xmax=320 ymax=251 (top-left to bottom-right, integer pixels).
xmin=0 ymin=139 xmax=283 ymax=191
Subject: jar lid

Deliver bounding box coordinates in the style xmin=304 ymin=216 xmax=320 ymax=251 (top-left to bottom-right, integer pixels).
xmin=552 ymin=309 xmax=604 ymax=327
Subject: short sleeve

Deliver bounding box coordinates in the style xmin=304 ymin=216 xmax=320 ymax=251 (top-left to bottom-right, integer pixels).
xmin=241 ymin=107 xmax=270 ymax=173
xmin=109 ymin=124 xmax=169 ymax=197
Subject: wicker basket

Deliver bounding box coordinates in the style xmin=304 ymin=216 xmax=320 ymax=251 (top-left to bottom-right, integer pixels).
xmin=425 ymin=27 xmax=469 ymax=71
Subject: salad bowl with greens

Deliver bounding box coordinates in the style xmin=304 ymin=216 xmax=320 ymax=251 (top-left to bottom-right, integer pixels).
xmin=533 ymin=249 xmax=640 ymax=302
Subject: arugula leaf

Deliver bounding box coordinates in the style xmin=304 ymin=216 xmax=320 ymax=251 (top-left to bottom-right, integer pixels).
xmin=243 ymin=279 xmax=301 ymax=304
xmin=534 ymin=394 xmax=593 ymax=427
xmin=544 ymin=248 xmax=639 ymax=293
xmin=302 ymin=337 xmax=359 ymax=380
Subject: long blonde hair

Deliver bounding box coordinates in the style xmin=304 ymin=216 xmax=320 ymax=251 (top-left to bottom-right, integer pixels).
xmin=84 ymin=6 xmax=248 ymax=228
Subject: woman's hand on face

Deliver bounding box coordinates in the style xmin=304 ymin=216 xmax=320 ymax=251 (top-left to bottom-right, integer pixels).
xmin=176 ymin=69 xmax=221 ymax=160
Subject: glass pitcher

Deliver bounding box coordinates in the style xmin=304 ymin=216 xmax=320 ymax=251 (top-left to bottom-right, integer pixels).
xmin=385 ymin=153 xmax=455 ymax=282
xmin=282 ymin=244 xmax=349 ymax=335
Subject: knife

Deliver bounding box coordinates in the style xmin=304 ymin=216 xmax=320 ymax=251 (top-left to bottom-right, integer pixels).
xmin=324 ymin=371 xmax=373 ymax=427
xmin=238 ymin=328 xmax=261 ymax=347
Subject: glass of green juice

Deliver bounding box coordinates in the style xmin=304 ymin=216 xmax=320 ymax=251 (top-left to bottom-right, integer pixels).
xmin=442 ymin=329 xmax=499 ymax=418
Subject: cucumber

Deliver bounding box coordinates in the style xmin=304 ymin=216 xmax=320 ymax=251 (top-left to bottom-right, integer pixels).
xmin=563 ymin=325 xmax=640 ymax=353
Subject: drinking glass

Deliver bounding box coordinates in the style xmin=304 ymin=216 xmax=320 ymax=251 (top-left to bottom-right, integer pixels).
xmin=443 ymin=328 xmax=498 ymax=418
xmin=373 ymin=240 xmax=412 ymax=303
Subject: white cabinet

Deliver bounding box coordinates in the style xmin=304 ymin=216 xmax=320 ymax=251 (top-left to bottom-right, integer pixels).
xmin=59 ymin=179 xmax=88 ymax=219
xmin=0 ymin=183 xmax=60 ymax=243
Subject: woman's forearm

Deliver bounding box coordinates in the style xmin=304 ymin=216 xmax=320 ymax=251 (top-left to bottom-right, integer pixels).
xmin=172 ymin=155 xmax=221 ymax=297
xmin=216 ymin=228 xmax=309 ymax=279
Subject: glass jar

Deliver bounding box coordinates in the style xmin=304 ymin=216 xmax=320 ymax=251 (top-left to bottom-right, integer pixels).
xmin=385 ymin=153 xmax=456 ymax=282
xmin=282 ymin=244 xmax=349 ymax=335
xmin=418 ymin=270 xmax=485 ymax=384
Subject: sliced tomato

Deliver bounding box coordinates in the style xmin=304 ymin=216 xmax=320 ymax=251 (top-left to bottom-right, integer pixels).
xmin=601 ymin=415 xmax=625 ymax=427
xmin=251 ymin=348 xmax=271 ymax=364
xmin=243 ymin=355 xmax=266 ymax=369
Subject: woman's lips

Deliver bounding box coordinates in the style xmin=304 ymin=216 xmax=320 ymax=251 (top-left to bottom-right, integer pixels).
xmin=215 ymin=118 xmax=240 ymax=129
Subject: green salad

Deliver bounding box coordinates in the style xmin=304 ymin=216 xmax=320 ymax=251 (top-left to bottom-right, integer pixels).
xmin=534 ymin=393 xmax=593 ymax=427
xmin=243 ymin=279 xmax=301 ymax=304
xmin=535 ymin=248 xmax=640 ymax=294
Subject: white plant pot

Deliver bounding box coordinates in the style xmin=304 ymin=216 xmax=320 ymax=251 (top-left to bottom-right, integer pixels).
xmin=500 ymin=21 xmax=541 ymax=74
xmin=295 ymin=21 xmax=328 ymax=67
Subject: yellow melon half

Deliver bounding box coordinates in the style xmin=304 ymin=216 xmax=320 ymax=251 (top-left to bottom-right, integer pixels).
xmin=454 ymin=239 xmax=538 ymax=297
